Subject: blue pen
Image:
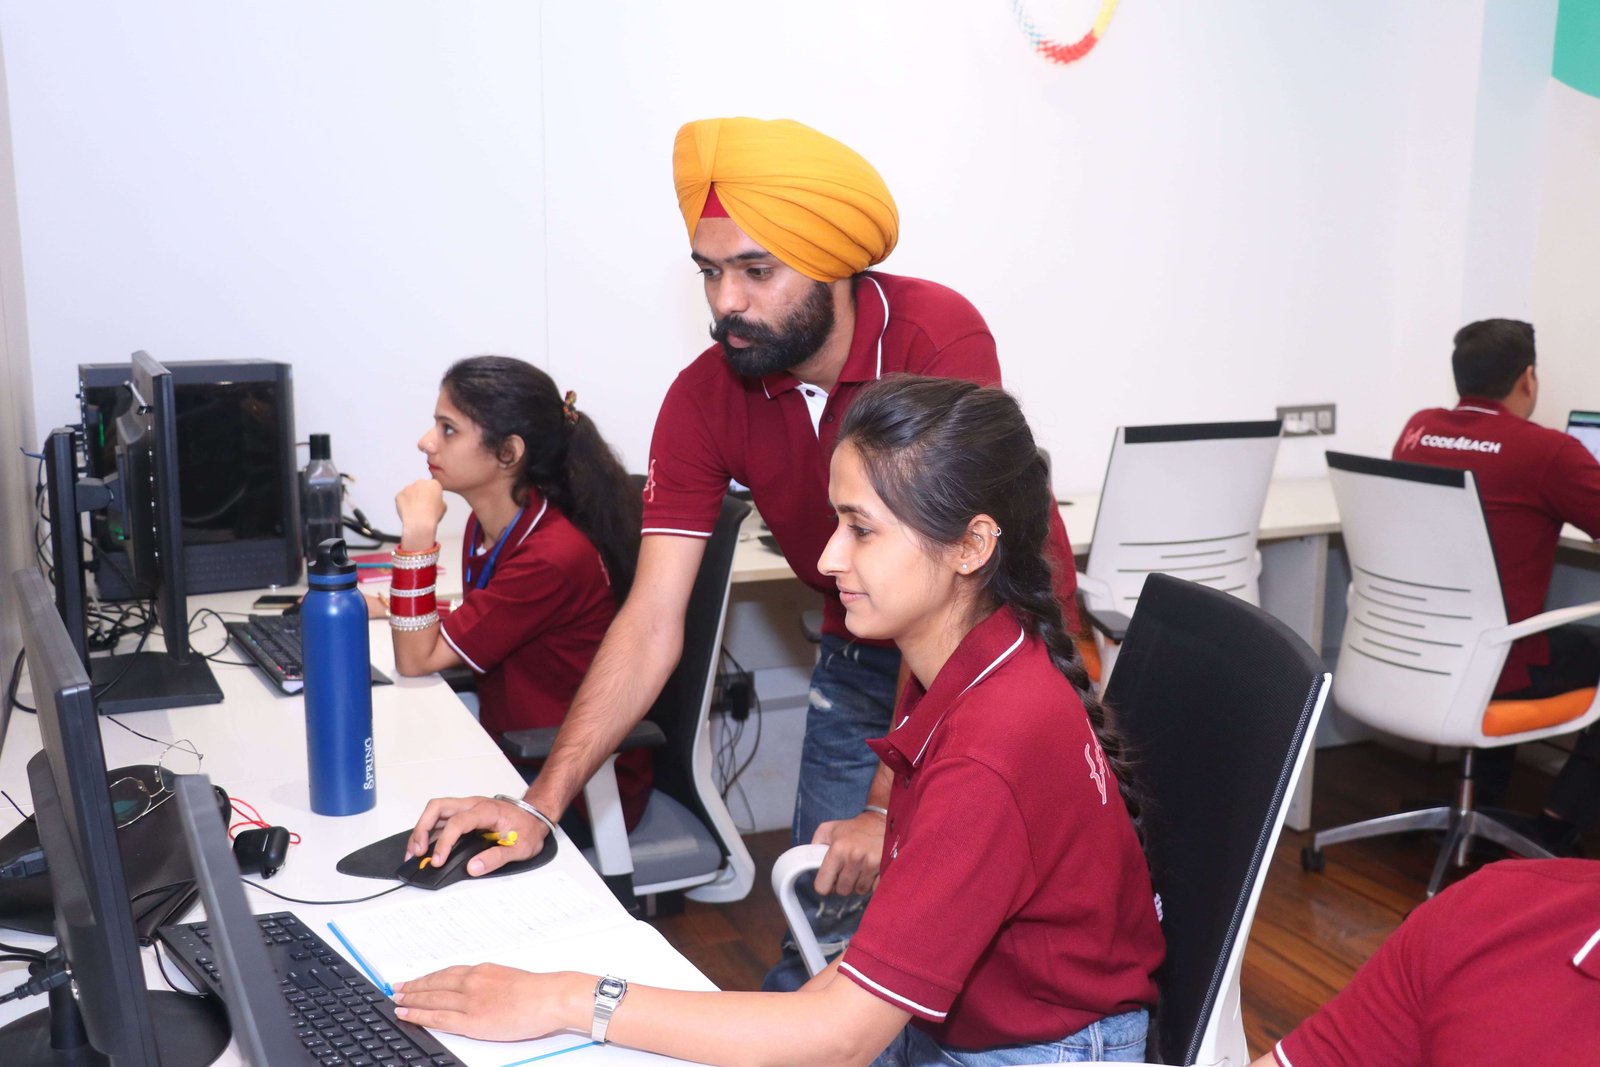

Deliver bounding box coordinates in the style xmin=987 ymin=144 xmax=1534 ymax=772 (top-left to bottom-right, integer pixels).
xmin=326 ymin=921 xmax=393 ymax=996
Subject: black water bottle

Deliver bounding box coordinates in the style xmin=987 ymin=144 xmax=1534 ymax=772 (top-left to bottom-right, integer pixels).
xmin=300 ymin=434 xmax=342 ymax=560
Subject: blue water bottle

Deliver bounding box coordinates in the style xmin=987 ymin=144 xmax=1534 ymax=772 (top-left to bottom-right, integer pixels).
xmin=302 ymin=537 xmax=376 ymax=815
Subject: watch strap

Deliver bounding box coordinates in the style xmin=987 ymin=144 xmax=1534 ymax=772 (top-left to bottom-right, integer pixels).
xmin=591 ymin=975 xmax=627 ymax=1043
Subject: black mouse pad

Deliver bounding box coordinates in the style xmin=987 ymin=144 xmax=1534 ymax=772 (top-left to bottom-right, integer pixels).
xmin=336 ymin=828 xmax=557 ymax=881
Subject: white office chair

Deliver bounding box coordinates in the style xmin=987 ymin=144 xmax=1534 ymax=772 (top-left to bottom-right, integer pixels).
xmin=1303 ymin=452 xmax=1600 ymax=896
xmin=1077 ymin=421 xmax=1281 ymax=682
xmin=502 ymin=492 xmax=756 ymax=910
xmin=774 ymin=575 xmax=1329 ymax=1066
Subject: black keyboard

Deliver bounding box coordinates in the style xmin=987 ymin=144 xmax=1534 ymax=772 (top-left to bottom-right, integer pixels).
xmin=225 ymin=615 xmax=391 ymax=694
xmin=158 ymin=910 xmax=461 ymax=1066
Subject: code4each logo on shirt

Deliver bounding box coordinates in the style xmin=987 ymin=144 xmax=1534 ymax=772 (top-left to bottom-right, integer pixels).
xmin=1404 ymin=425 xmax=1503 ymax=454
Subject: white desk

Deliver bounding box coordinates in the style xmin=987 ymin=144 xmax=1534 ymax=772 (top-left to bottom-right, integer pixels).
xmin=0 ymin=583 xmax=710 ymax=1065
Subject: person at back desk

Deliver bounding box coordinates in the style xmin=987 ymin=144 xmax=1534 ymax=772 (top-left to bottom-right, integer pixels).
xmin=372 ymin=355 xmax=649 ymax=836
xmin=1393 ymin=319 xmax=1600 ymax=851
xmin=403 ymin=117 xmax=1078 ymax=987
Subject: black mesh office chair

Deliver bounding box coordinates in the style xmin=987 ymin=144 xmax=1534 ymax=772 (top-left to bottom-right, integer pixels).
xmin=502 ymin=490 xmax=755 ymax=912
xmin=772 ymin=573 xmax=1328 ymax=1065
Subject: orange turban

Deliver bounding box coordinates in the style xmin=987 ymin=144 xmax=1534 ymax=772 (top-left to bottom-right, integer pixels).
xmin=674 ymin=117 xmax=900 ymax=283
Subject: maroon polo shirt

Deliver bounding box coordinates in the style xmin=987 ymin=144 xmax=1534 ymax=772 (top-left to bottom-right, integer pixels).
xmin=838 ymin=609 xmax=1163 ymax=1049
xmin=1274 ymin=859 xmax=1600 ymax=1067
xmin=440 ymin=498 xmax=650 ymax=828
xmin=1393 ymin=399 xmax=1600 ymax=693
xmin=642 ymin=271 xmax=1078 ymax=642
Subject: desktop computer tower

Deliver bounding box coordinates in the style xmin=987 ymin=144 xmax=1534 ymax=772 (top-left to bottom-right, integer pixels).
xmin=79 ymin=359 xmax=303 ymax=597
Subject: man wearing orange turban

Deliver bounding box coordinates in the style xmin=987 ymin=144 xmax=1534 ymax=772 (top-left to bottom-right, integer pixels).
xmin=409 ymin=116 xmax=1078 ymax=990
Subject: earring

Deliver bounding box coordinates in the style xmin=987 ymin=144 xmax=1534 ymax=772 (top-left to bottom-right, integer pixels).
xmin=991 ymin=525 xmax=1003 ymax=538
xmin=961 ymin=563 xmax=968 ymax=572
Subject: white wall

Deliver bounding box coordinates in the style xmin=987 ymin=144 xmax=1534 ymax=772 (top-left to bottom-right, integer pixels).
xmin=0 ymin=29 xmax=36 ymax=677
xmin=2 ymin=0 xmax=1567 ymax=529
xmin=4 ymin=2 xmax=546 ymax=534
xmin=1530 ymin=80 xmax=1600 ymax=419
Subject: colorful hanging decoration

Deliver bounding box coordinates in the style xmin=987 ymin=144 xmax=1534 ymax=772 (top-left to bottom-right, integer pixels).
xmin=1010 ymin=0 xmax=1120 ymax=66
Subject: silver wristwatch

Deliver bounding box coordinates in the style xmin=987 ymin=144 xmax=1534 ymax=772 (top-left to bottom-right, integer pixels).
xmin=591 ymin=975 xmax=627 ymax=1043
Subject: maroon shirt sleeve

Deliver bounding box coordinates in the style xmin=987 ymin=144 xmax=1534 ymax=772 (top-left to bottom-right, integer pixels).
xmin=1540 ymin=435 xmax=1600 ymax=540
xmin=839 ymin=757 xmax=1033 ymax=1020
xmin=640 ymin=366 xmax=729 ymax=539
xmin=440 ymin=551 xmax=580 ymax=675
xmin=1274 ymin=895 xmax=1436 ymax=1067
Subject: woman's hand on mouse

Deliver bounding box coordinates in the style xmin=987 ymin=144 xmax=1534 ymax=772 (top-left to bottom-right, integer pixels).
xmin=394 ymin=965 xmax=585 ymax=1041
xmin=405 ymin=795 xmax=549 ymax=877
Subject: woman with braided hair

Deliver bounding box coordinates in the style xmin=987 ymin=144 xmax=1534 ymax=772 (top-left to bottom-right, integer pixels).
xmin=392 ymin=374 xmax=1162 ymax=1065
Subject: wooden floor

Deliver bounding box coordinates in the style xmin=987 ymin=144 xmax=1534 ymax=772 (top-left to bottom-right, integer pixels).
xmin=649 ymin=741 xmax=1595 ymax=1059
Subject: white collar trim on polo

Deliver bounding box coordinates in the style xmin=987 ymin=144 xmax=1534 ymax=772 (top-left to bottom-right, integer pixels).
xmin=763 ymin=275 xmax=892 ymax=438
xmin=909 ymin=625 xmax=1027 ymax=766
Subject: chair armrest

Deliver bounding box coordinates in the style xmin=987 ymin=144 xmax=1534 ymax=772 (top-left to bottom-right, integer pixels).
xmin=770 ymin=843 xmax=830 ymax=978
xmin=1075 ymin=570 xmax=1113 ymax=604
xmin=497 ymin=721 xmax=666 ymax=762
xmin=1482 ymin=599 xmax=1600 ymax=646
xmin=1083 ymin=605 xmax=1132 ymax=642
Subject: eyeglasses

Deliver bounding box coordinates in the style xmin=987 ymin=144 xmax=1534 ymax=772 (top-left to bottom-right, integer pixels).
xmin=108 ymin=766 xmax=176 ymax=830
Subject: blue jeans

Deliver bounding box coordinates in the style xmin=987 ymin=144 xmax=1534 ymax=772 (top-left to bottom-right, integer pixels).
xmin=762 ymin=634 xmax=900 ymax=992
xmin=871 ymin=1010 xmax=1150 ymax=1066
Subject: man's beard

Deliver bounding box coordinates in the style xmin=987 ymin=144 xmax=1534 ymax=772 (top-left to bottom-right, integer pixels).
xmin=711 ymin=282 xmax=835 ymax=378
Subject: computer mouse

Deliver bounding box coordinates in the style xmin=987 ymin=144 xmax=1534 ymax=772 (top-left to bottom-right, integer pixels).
xmin=393 ymin=832 xmax=503 ymax=890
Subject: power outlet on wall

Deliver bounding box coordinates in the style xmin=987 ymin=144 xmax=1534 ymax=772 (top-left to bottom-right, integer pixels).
xmin=713 ymin=668 xmax=755 ymax=722
xmin=1276 ymin=403 xmax=1336 ymax=437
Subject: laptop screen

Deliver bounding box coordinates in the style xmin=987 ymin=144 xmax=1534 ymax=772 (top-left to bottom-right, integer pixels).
xmin=1567 ymin=410 xmax=1600 ymax=465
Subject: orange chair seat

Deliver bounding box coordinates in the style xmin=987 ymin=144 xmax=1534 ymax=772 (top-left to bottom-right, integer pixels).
xmin=1074 ymin=632 xmax=1103 ymax=685
xmin=1483 ymin=687 xmax=1598 ymax=738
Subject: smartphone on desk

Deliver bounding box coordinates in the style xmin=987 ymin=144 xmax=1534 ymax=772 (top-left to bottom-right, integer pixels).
xmin=251 ymin=594 xmax=301 ymax=611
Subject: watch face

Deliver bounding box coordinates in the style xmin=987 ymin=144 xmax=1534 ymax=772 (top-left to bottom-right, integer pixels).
xmin=597 ymin=977 xmax=626 ymax=999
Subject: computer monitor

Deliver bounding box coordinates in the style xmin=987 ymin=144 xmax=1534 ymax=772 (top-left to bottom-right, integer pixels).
xmin=0 ymin=567 xmax=228 ymax=1066
xmin=41 ymin=351 xmax=223 ymax=714
xmin=1567 ymin=410 xmax=1600 ymax=466
xmin=80 ymin=359 xmax=301 ymax=596
xmin=170 ymin=774 xmax=306 ymax=1066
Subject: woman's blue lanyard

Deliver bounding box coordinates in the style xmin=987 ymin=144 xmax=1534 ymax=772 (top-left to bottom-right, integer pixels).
xmin=463 ymin=508 xmax=524 ymax=592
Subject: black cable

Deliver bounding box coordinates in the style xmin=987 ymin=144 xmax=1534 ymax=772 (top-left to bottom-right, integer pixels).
xmin=241 ymin=879 xmax=406 ymax=906
xmin=717 ymin=646 xmax=764 ymax=800
xmin=0 ymin=940 xmax=46 ymax=963
xmin=0 ymin=790 xmax=27 ymax=819
xmin=5 ymin=650 xmax=33 ymax=715
xmin=0 ymin=953 xmax=42 ymax=966
xmin=129 ymin=879 xmax=196 ymax=906
xmin=187 ymin=606 xmax=252 ymax=666
xmin=0 ymin=960 xmax=68 ymax=1005
xmin=91 ymin=612 xmax=153 ymax=699
xmin=153 ymin=941 xmax=209 ymax=999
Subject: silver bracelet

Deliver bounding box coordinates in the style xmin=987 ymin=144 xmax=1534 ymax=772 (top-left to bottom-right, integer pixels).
xmin=493 ymin=794 xmax=559 ymax=837
xmin=387 ymin=584 xmax=437 ymax=599
xmin=862 ymin=805 xmax=889 ymax=818
xmin=388 ymin=611 xmax=439 ymax=631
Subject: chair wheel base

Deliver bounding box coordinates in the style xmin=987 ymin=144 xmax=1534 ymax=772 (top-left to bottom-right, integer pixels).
xmin=1301 ymin=845 xmax=1325 ymax=873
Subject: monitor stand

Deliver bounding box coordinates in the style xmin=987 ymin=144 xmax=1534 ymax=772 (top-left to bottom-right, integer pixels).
xmin=0 ymin=964 xmax=230 ymax=1066
xmin=90 ymin=652 xmax=224 ymax=716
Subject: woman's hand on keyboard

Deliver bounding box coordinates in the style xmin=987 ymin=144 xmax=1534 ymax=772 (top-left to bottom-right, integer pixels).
xmin=394 ymin=964 xmax=580 ymax=1041
xmin=405 ymin=794 xmax=547 ymax=876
